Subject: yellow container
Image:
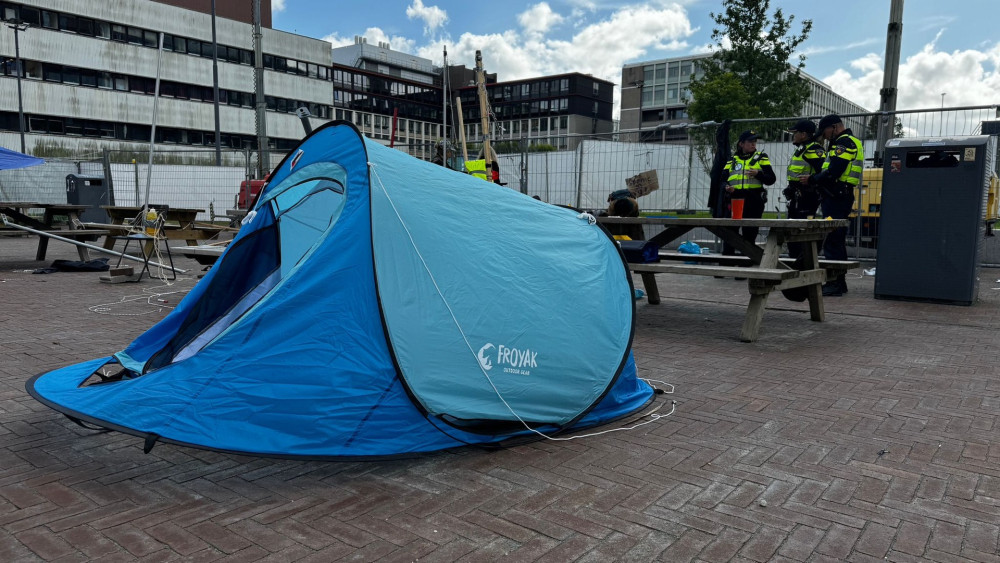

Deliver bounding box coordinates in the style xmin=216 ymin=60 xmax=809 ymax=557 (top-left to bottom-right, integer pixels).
xmin=853 ymin=168 xmax=882 ymax=219
xmin=144 ymin=208 xmax=158 ymax=236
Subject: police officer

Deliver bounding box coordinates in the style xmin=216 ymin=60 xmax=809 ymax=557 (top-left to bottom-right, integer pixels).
xmin=783 ymin=119 xmax=826 ymax=260
xmin=723 ymin=130 xmax=776 ymax=256
xmin=799 ymin=114 xmax=862 ymax=296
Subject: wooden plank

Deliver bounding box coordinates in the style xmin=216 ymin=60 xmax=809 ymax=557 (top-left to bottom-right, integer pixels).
xmin=638 ymin=272 xmax=660 ymax=305
xmin=656 ymin=251 xmax=859 ymax=271
xmin=741 ymin=293 xmax=769 ymax=342
xmin=40 ymin=229 xmax=110 ymax=237
xmin=629 ymin=263 xmax=796 ymax=280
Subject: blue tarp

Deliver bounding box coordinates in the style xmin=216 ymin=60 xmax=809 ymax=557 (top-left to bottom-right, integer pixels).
xmin=0 ymin=146 xmax=43 ymax=170
xmin=27 ymin=122 xmax=655 ymax=458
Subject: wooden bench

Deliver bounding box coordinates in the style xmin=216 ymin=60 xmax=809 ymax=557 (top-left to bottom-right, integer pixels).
xmin=628 ymin=262 xmax=798 ymax=307
xmin=626 ymin=256 xmax=848 ymax=343
xmin=657 ymin=251 xmax=860 ymax=277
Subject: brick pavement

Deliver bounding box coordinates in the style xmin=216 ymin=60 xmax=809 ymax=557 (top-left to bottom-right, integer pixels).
xmin=2 ymin=234 xmax=1000 ymax=562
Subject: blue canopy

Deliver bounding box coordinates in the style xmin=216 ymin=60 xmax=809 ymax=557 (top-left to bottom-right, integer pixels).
xmin=27 ymin=122 xmax=654 ymax=458
xmin=0 ymin=146 xmax=43 ymax=170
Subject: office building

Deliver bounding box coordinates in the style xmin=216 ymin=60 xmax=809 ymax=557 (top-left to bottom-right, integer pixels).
xmin=0 ymin=0 xmax=330 ymax=158
xmin=457 ymin=73 xmax=616 ymax=151
xmin=620 ymin=53 xmax=869 ymax=141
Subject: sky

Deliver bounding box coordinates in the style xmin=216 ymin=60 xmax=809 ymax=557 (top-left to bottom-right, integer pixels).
xmin=270 ymin=0 xmax=1000 ymax=119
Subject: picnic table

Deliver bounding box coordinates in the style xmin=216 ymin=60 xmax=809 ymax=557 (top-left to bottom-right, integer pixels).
xmin=0 ymin=201 xmax=109 ymax=261
xmin=598 ymin=216 xmax=858 ymax=342
xmin=99 ymin=206 xmax=220 ymax=248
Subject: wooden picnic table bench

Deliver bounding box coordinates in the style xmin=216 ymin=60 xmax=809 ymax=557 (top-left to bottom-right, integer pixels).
xmin=1 ymin=202 xmax=107 ymax=261
xmin=599 ymin=216 xmax=854 ymax=342
xmin=657 ymin=250 xmax=860 ymax=278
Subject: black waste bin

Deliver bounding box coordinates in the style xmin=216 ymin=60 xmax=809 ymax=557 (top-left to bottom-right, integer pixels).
xmin=65 ymin=174 xmax=111 ymax=224
xmin=874 ymin=135 xmax=996 ymax=305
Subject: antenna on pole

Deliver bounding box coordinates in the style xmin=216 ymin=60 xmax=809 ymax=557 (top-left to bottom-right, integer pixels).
xmin=875 ymin=0 xmax=904 ymax=166
xmin=442 ymin=46 xmax=448 ymax=151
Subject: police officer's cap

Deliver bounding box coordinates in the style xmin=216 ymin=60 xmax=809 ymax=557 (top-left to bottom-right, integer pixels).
xmin=737 ymin=130 xmax=759 ymax=144
xmin=818 ymin=114 xmax=842 ymax=130
xmin=787 ymin=119 xmax=816 ymax=135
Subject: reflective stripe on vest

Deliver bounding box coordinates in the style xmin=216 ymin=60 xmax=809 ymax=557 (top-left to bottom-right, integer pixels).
xmin=465 ymin=159 xmax=489 ymax=181
xmin=821 ymin=134 xmax=863 ymax=187
xmin=726 ymin=153 xmax=768 ymax=189
xmin=787 ymin=142 xmax=824 ymax=182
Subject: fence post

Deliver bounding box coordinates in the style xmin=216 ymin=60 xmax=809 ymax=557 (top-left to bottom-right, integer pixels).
xmin=133 ymin=159 xmax=139 ymax=206
xmin=519 ymin=137 xmax=528 ymax=195
xmin=684 ymin=129 xmax=694 ymax=210
xmin=102 ymin=149 xmax=116 ymax=205
xmin=575 ymin=140 xmax=585 ymax=209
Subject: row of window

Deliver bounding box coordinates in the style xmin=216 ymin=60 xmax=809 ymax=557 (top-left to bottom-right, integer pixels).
xmin=641 ymin=85 xmax=691 ymax=107
xmin=642 ymin=61 xmax=696 ymax=86
xmin=332 ymin=69 xmax=439 ymax=101
xmin=0 ymin=2 xmax=329 ymax=81
xmin=0 ymin=60 xmax=332 ymax=119
xmin=334 ymin=90 xmax=440 ymax=122
xmin=0 ymin=111 xmax=301 ymax=151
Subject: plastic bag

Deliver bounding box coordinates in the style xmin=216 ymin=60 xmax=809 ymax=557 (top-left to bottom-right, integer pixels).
xmin=678 ymin=241 xmax=702 ymax=254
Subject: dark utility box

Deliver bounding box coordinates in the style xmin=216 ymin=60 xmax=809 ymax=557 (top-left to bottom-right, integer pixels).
xmin=874 ymin=136 xmax=996 ymax=305
xmin=66 ymin=174 xmax=111 ymax=224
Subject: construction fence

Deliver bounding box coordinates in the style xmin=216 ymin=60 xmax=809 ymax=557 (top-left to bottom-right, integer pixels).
xmin=2 ymin=105 xmax=998 ymax=265
xmin=490 ymin=104 xmax=1000 ymax=265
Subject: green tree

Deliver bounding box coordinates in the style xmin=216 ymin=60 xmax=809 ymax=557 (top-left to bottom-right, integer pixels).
xmin=687 ymin=0 xmax=812 ymax=124
xmin=686 ymin=72 xmax=759 ymax=125
xmin=865 ymin=114 xmax=905 ymax=141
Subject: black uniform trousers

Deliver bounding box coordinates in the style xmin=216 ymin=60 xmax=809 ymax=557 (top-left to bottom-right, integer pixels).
xmin=786 ymin=188 xmax=821 ymax=260
xmin=723 ymin=188 xmax=766 ymax=256
xmin=820 ymin=190 xmax=855 ymax=287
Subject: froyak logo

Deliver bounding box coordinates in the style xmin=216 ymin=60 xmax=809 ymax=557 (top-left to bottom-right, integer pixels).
xmin=477 ymin=343 xmax=538 ymax=375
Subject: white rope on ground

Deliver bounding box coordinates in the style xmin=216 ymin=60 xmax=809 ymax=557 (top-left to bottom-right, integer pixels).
xmin=369 ymin=163 xmax=674 ymax=441
xmin=88 ymin=278 xmax=194 ymax=316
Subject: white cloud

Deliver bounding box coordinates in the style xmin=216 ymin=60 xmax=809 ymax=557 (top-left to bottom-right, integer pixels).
xmin=406 ymin=0 xmax=448 ymax=35
xmin=272 ymin=0 xmax=286 ymax=12
xmin=825 ymin=43 xmax=1000 ymax=109
xmin=435 ymin=4 xmax=693 ymax=118
xmin=519 ymin=3 xmax=564 ymax=36
xmin=328 ymin=3 xmax=694 ymax=119
xmin=798 ymin=38 xmax=881 ymax=58
xmin=823 ymin=40 xmax=1000 ymax=135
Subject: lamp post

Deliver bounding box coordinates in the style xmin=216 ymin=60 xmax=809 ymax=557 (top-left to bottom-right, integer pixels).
xmin=6 ymin=19 xmax=28 ymax=153
xmin=631 ymin=80 xmax=645 ymax=142
xmin=939 ymin=92 xmax=946 ymax=136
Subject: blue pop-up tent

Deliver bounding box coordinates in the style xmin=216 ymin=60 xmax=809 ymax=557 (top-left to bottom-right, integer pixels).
xmin=0 ymin=146 xmax=44 ymax=170
xmin=27 ymin=121 xmax=654 ymax=458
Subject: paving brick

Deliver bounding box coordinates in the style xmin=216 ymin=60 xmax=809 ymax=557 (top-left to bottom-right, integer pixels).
xmin=892 ymin=520 xmax=931 ymax=557
xmin=855 ymin=522 xmax=896 ymax=558
xmin=6 ymin=242 xmax=1000 ymax=561
xmin=15 ymin=526 xmax=77 ymax=560
xmin=815 ymin=523 xmax=861 ymax=559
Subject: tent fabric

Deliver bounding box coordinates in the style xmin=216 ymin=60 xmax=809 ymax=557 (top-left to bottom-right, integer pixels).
xmin=0 ymin=146 xmax=44 ymax=170
xmin=27 ymin=121 xmax=655 ymax=458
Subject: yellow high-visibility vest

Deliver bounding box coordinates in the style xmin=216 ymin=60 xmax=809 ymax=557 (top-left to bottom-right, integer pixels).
xmin=787 ymin=142 xmax=825 ymax=182
xmin=725 ymin=152 xmax=770 ymax=189
xmin=822 ymin=133 xmax=864 ymax=187
xmin=465 ymin=159 xmax=489 ymax=181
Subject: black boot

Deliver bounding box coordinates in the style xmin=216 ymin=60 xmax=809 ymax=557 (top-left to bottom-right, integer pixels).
xmin=822 ymin=281 xmax=843 ymax=297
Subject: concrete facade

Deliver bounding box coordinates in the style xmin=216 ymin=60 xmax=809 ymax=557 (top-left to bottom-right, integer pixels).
xmin=0 ymin=0 xmax=330 ymax=157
